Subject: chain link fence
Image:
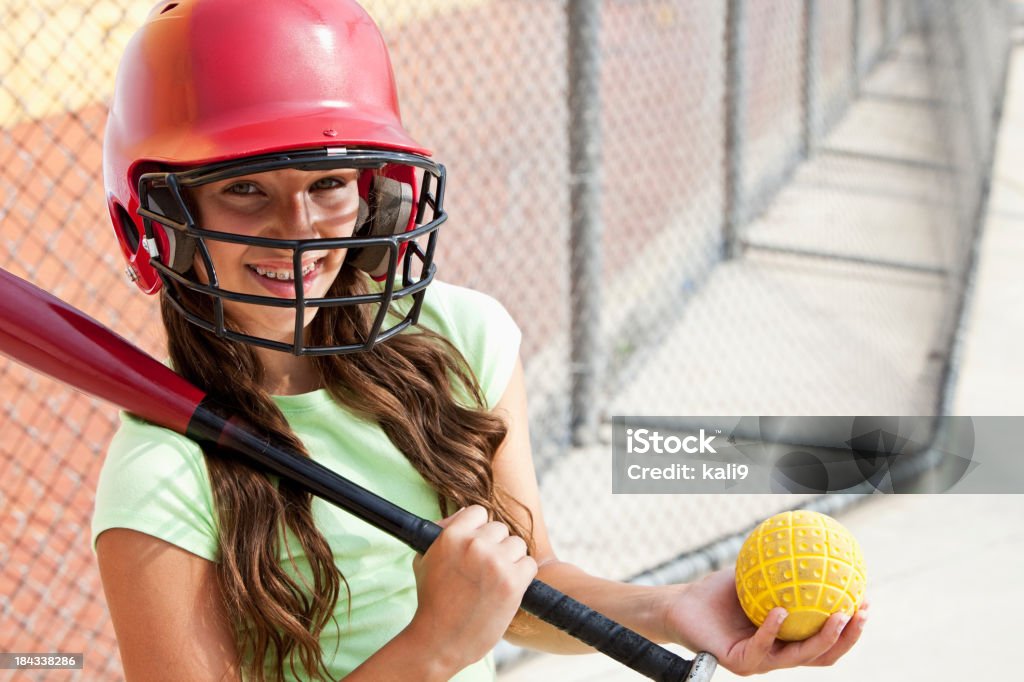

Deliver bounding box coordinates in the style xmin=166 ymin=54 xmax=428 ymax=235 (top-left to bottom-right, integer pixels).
xmin=0 ymin=1 xmax=1010 ymax=679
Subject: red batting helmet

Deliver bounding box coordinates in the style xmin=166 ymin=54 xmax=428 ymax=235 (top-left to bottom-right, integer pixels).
xmin=103 ymin=0 xmax=445 ymax=355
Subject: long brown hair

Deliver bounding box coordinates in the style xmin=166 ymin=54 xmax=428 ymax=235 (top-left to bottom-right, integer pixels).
xmin=162 ymin=266 xmax=534 ymax=681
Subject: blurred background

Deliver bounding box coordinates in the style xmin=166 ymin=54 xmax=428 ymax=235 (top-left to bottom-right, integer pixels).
xmin=2 ymin=1 xmax=1022 ymax=680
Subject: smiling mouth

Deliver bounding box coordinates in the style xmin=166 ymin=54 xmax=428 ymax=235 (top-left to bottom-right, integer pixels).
xmin=246 ymin=257 xmax=324 ymax=281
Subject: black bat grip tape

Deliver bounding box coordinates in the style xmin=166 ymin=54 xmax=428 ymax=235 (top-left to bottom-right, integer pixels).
xmin=402 ymin=518 xmax=705 ymax=681
xmin=521 ymin=580 xmax=693 ymax=682
xmin=406 ymin=518 xmax=703 ymax=681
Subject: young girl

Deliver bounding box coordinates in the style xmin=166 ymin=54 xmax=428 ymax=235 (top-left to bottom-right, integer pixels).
xmin=92 ymin=1 xmax=868 ymax=680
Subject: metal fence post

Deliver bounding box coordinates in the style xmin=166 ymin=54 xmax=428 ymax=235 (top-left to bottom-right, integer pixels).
xmin=882 ymin=0 xmax=894 ymax=53
xmin=723 ymin=0 xmax=747 ymax=259
xmin=568 ymin=0 xmax=604 ymax=446
xmin=802 ymin=0 xmax=820 ymax=158
xmin=852 ymin=0 xmax=862 ymax=95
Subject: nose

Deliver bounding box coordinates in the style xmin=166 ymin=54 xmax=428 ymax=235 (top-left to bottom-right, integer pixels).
xmin=267 ymin=192 xmax=321 ymax=240
xmin=263 ymin=189 xmax=359 ymax=243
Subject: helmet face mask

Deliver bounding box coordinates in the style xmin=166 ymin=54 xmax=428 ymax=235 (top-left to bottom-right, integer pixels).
xmin=137 ymin=147 xmax=445 ymax=356
xmin=103 ymin=0 xmax=444 ymax=355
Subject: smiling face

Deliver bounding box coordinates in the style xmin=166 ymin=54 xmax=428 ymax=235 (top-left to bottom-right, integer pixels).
xmin=188 ymin=167 xmax=362 ymax=344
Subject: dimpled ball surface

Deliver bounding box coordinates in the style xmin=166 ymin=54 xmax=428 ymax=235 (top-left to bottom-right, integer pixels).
xmin=735 ymin=510 xmax=866 ymax=641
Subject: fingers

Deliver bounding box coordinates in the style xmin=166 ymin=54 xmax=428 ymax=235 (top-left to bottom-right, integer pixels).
xmin=469 ymin=523 xmax=531 ymax=572
xmin=771 ymin=611 xmax=856 ymax=668
xmin=435 ymin=504 xmax=488 ymax=530
xmin=733 ymin=598 xmax=870 ymax=674
xmin=807 ymin=602 xmax=870 ymax=667
xmin=416 ymin=507 xmax=482 ymax=573
xmin=478 ymin=521 xmax=512 ymax=544
xmin=433 ymin=505 xmax=532 ymax=565
xmin=440 ymin=507 xmax=510 ymax=545
xmin=727 ymin=606 xmax=787 ymax=674
xmin=746 ymin=607 xmax=789 ymax=663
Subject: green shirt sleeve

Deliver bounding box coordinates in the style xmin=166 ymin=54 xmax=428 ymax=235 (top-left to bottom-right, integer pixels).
xmin=91 ymin=412 xmax=220 ymax=561
xmin=417 ymin=280 xmax=523 ymax=409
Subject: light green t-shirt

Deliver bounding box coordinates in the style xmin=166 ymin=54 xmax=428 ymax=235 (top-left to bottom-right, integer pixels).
xmin=91 ymin=280 xmax=521 ymax=681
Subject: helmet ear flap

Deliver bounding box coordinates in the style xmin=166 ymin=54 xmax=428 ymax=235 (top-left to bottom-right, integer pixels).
xmin=345 ymin=175 xmax=413 ymax=276
xmin=354 ymin=197 xmax=370 ymax=234
xmin=145 ymin=187 xmax=198 ymax=274
xmin=162 ymin=225 xmax=198 ymax=273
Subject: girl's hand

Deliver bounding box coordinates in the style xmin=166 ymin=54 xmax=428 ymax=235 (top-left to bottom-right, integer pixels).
xmin=665 ymin=567 xmax=870 ymax=676
xmin=407 ymin=505 xmax=537 ymax=675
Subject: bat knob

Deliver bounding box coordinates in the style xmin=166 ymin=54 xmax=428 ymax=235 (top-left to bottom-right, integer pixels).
xmin=684 ymin=652 xmax=718 ymax=681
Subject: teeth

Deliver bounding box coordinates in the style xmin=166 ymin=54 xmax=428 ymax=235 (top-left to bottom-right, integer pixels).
xmin=251 ymin=260 xmax=319 ymax=280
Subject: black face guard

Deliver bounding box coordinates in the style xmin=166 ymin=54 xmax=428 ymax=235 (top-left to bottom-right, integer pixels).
xmin=136 ymin=148 xmax=445 ymax=356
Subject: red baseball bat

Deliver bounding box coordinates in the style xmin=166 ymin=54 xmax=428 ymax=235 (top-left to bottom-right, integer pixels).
xmin=0 ymin=267 xmax=716 ymax=681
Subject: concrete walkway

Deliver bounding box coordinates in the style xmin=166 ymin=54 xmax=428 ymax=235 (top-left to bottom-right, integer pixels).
xmin=500 ymin=497 xmax=1024 ymax=682
xmin=499 ymin=30 xmax=1024 ymax=682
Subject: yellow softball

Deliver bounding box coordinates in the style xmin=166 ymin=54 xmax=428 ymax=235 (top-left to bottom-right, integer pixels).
xmin=735 ymin=510 xmax=867 ymax=641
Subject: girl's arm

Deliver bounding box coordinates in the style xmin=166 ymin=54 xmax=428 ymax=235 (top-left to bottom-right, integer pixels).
xmin=491 ymin=358 xmax=869 ymax=674
xmin=488 ymin=358 xmax=672 ymax=652
xmin=98 ymin=520 xmax=534 ymax=682
xmin=96 ymin=529 xmax=242 ymax=682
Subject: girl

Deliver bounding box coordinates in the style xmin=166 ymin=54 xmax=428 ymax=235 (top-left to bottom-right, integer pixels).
xmin=92 ymin=1 xmax=868 ymax=680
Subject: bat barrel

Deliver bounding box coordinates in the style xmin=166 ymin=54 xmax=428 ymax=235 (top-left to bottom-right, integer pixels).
xmin=0 ymin=268 xmax=205 ymax=433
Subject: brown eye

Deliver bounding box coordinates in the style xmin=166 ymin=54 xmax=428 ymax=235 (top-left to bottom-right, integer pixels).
xmin=311 ymin=177 xmax=346 ymax=191
xmin=225 ymin=181 xmax=261 ymax=195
